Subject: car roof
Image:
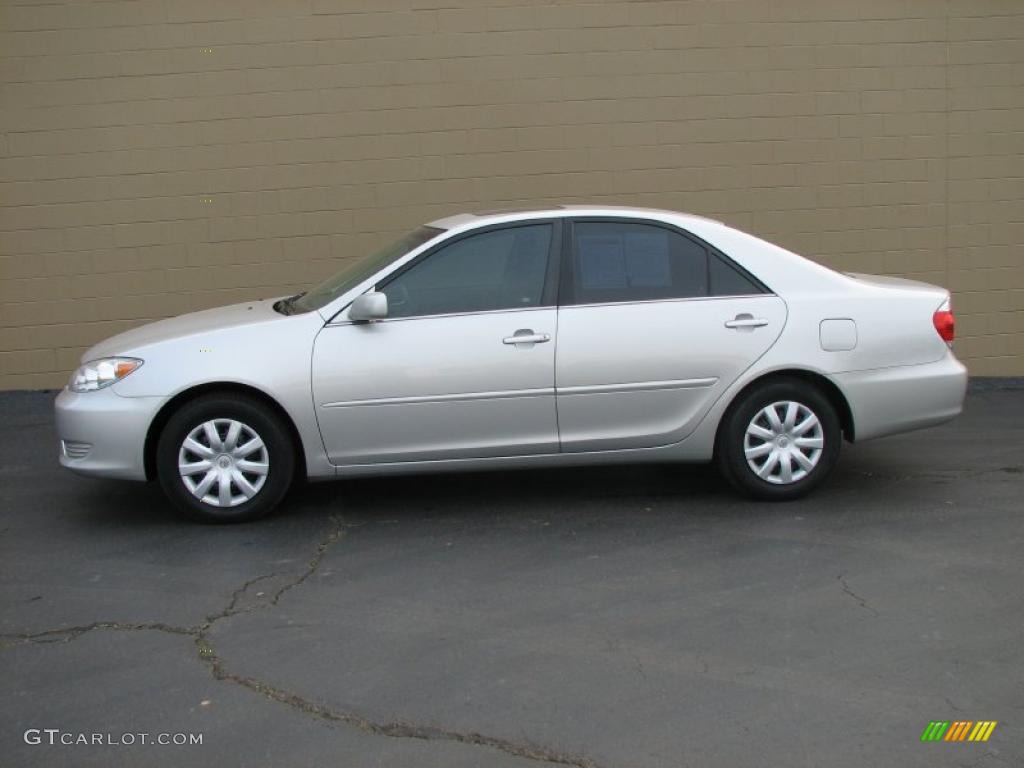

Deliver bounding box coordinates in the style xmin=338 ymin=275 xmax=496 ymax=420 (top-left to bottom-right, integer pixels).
xmin=427 ymin=205 xmax=723 ymax=232
xmin=423 ymin=204 xmax=854 ymax=298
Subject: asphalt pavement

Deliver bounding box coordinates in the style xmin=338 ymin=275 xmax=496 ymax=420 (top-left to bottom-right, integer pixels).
xmin=1 ymin=384 xmax=1021 ymax=768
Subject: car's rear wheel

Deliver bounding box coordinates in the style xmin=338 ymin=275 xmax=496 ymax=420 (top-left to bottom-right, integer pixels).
xmin=156 ymin=394 xmax=295 ymax=523
xmin=716 ymin=378 xmax=841 ymax=500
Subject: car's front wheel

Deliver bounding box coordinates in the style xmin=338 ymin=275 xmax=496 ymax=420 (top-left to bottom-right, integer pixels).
xmin=716 ymin=378 xmax=841 ymax=500
xmin=155 ymin=393 xmax=295 ymax=523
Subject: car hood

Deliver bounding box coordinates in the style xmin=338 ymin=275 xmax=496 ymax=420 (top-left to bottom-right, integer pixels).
xmin=83 ymin=297 xmax=290 ymax=361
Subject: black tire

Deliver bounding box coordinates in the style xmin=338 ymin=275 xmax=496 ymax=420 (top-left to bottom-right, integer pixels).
xmin=156 ymin=393 xmax=296 ymax=523
xmin=716 ymin=377 xmax=841 ymax=501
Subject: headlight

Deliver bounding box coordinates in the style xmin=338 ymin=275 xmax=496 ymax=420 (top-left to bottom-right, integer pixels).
xmin=69 ymin=357 xmax=143 ymax=392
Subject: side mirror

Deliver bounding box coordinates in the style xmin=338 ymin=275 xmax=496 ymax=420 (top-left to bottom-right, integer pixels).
xmin=349 ymin=291 xmax=388 ymax=322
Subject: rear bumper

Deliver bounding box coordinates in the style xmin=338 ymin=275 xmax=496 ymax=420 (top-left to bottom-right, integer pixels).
xmin=55 ymin=388 xmax=166 ymax=480
xmin=831 ymin=353 xmax=968 ymax=442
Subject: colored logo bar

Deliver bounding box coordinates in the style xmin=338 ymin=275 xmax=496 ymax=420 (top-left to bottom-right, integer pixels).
xmin=921 ymin=721 xmax=997 ymax=742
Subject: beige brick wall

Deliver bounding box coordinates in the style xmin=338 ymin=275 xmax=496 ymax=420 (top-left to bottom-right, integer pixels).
xmin=2 ymin=0 xmax=1023 ymax=389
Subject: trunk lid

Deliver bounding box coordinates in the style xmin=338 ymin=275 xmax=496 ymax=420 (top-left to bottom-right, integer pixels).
xmin=845 ymin=272 xmax=947 ymax=299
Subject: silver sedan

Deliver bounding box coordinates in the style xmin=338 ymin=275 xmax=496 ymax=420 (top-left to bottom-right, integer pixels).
xmin=56 ymin=207 xmax=968 ymax=522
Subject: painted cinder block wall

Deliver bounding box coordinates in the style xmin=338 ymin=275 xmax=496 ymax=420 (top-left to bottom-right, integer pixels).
xmin=1 ymin=0 xmax=1022 ymax=389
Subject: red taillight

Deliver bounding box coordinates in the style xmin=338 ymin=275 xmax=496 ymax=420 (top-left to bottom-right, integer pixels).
xmin=933 ymin=309 xmax=955 ymax=343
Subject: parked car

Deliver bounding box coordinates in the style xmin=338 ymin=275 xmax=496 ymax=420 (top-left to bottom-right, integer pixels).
xmin=56 ymin=206 xmax=967 ymax=522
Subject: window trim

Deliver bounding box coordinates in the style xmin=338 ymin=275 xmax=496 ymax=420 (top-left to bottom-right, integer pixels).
xmin=555 ymin=293 xmax=775 ymax=312
xmin=363 ymin=219 xmax=562 ymax=322
xmin=331 ymin=304 xmax=556 ymax=328
xmin=559 ymin=216 xmax=771 ymax=308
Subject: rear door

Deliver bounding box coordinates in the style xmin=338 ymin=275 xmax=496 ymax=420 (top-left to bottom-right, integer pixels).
xmin=555 ymin=218 xmax=787 ymax=452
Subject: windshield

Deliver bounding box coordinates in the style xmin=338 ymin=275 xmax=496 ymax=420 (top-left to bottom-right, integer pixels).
xmin=293 ymin=226 xmax=442 ymax=313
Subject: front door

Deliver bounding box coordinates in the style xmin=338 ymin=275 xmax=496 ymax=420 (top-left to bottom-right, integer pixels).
xmin=312 ymin=222 xmax=560 ymax=465
xmin=555 ymin=218 xmax=787 ymax=452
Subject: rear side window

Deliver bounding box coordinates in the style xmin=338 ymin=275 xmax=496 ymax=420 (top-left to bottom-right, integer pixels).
xmin=570 ymin=221 xmax=706 ymax=304
xmin=709 ymin=252 xmax=764 ymax=297
xmin=566 ymin=220 xmax=764 ymax=305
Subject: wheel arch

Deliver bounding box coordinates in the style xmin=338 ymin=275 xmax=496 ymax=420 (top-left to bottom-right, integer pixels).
xmin=719 ymin=368 xmax=855 ymax=444
xmin=143 ymin=382 xmax=308 ymax=482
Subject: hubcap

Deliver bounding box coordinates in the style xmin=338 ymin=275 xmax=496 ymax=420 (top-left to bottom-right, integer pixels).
xmin=178 ymin=419 xmax=269 ymax=507
xmin=744 ymin=401 xmax=824 ymax=485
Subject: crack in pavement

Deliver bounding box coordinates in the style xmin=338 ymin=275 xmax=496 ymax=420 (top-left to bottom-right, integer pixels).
xmin=631 ymin=653 xmax=649 ymax=683
xmin=944 ymin=695 xmax=964 ymax=713
xmin=0 ymin=511 xmax=342 ymax=650
xmin=217 ymin=570 xmax=286 ymax=617
xmin=194 ymin=648 xmax=603 ymax=768
xmin=0 ymin=513 xmax=605 ymax=768
xmin=0 ymin=620 xmax=194 ymax=650
xmin=837 ymin=572 xmax=879 ymax=617
xmin=269 ymin=515 xmax=346 ymax=606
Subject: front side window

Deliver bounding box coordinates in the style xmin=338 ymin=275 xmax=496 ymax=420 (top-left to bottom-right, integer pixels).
xmin=567 ymin=220 xmax=764 ymax=305
xmin=381 ymin=224 xmax=552 ymax=319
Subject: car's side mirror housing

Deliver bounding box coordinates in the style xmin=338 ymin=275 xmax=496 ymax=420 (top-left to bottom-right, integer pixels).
xmin=349 ymin=291 xmax=388 ymax=322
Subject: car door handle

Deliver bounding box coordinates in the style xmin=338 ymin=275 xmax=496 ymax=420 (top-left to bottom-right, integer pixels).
xmin=724 ymin=314 xmax=768 ymax=329
xmin=503 ymin=330 xmax=551 ymax=345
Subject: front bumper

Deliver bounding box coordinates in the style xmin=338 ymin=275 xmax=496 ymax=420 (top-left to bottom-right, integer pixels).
xmin=55 ymin=387 xmax=167 ymax=480
xmin=831 ymin=352 xmax=968 ymax=442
